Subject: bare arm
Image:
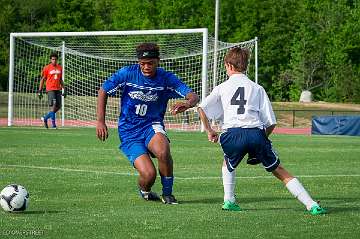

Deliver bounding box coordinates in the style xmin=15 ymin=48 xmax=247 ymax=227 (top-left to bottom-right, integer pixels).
xmin=170 ymin=92 xmax=199 ymax=115
xmin=96 ymin=88 xmax=109 ymax=141
xmin=197 ymin=107 xmax=218 ymax=143
xmin=36 ymin=77 xmax=46 ymax=99
xmin=38 ymin=77 xmax=45 ymax=91
xmin=185 ymin=92 xmax=200 ymax=108
xmin=265 ymin=124 xmax=276 ymax=137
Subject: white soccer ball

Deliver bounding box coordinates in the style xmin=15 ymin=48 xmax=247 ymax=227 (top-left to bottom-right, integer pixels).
xmin=0 ymin=184 xmax=29 ymax=212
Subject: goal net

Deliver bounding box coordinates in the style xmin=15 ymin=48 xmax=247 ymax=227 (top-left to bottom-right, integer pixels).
xmin=8 ymin=29 xmax=257 ymax=130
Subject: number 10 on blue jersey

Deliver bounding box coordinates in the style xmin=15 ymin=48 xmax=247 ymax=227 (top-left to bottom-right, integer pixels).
xmin=135 ymin=104 xmax=148 ymax=116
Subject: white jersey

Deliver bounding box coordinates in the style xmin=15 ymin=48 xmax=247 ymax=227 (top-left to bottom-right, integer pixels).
xmin=199 ymin=73 xmax=276 ymax=129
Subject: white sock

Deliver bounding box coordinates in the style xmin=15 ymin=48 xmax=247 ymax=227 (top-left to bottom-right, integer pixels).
xmin=222 ymin=166 xmax=236 ymax=203
xmin=285 ymin=178 xmax=318 ymax=210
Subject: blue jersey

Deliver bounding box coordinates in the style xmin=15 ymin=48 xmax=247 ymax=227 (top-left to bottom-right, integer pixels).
xmin=102 ymin=64 xmax=192 ymax=135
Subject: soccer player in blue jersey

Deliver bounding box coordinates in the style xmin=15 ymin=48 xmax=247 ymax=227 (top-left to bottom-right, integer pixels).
xmin=198 ymin=47 xmax=326 ymax=215
xmin=96 ymin=43 xmax=199 ymax=204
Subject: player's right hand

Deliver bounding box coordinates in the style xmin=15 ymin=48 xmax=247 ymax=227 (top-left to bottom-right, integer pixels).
xmin=37 ymin=90 xmax=43 ymax=100
xmin=169 ymin=101 xmax=191 ymax=115
xmin=96 ymin=122 xmax=108 ymax=141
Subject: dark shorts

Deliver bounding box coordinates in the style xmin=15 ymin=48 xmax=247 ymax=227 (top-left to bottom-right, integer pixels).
xmin=47 ymin=90 xmax=62 ymax=107
xmin=219 ymin=127 xmax=280 ymax=172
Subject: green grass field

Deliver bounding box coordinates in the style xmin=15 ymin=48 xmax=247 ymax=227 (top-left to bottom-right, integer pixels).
xmin=1 ymin=92 xmax=360 ymax=128
xmin=0 ymin=127 xmax=360 ymax=238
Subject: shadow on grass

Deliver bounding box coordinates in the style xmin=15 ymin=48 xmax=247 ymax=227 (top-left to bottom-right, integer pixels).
xmin=319 ymin=206 xmax=360 ymax=215
xmin=1 ymin=210 xmax=64 ymax=218
xmin=243 ymin=207 xmax=298 ymax=212
xmin=240 ymin=196 xmax=293 ymax=203
xmin=319 ymin=197 xmax=360 ymax=203
xmin=6 ymin=210 xmax=64 ymax=215
xmin=180 ymin=197 xmax=222 ymax=204
xmin=181 ymin=196 xmax=294 ymax=205
xmin=313 ymin=197 xmax=360 ymax=214
xmin=167 ymin=196 xmax=360 ymax=215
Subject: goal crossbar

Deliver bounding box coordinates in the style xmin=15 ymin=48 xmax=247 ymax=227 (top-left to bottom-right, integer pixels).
xmin=10 ymin=28 xmax=208 ymax=38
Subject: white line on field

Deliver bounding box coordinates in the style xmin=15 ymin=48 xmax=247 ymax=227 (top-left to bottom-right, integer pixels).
xmin=1 ymin=164 xmax=360 ymax=180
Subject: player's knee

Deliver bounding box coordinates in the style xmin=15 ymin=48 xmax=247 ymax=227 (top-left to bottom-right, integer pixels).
xmin=140 ymin=170 xmax=157 ymax=182
xmin=155 ymin=148 xmax=170 ymax=162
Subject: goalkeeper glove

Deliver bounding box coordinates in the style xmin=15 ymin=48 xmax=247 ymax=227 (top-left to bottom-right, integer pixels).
xmin=62 ymin=88 xmax=67 ymax=98
xmin=37 ymin=90 xmax=43 ymax=100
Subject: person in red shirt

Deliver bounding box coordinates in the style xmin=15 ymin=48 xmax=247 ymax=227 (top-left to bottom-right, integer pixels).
xmin=38 ymin=52 xmax=65 ymax=128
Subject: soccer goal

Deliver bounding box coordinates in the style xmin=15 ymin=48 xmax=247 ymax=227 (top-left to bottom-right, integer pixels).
xmin=8 ymin=29 xmax=257 ymax=130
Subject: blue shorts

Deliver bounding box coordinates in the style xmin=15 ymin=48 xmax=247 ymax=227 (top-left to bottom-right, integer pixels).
xmin=118 ymin=123 xmax=167 ymax=165
xmin=219 ymin=128 xmax=280 ymax=172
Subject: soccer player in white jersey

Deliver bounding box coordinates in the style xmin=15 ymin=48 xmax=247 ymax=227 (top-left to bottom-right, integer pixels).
xmin=197 ymin=47 xmax=326 ymax=215
xmin=97 ymin=43 xmax=199 ymax=204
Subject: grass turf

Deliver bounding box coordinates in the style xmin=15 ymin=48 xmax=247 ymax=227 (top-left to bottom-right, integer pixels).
xmin=0 ymin=127 xmax=360 ymax=238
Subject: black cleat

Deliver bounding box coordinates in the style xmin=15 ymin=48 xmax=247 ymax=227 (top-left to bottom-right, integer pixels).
xmin=140 ymin=190 xmax=160 ymax=201
xmin=41 ymin=117 xmax=48 ymax=129
xmin=161 ymin=194 xmax=178 ymax=205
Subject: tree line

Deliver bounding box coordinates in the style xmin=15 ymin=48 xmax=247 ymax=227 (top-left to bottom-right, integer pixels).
xmin=0 ymin=0 xmax=359 ymax=102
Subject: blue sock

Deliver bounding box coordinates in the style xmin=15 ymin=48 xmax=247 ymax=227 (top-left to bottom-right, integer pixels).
xmin=43 ymin=111 xmax=52 ymax=121
xmin=161 ymin=176 xmax=174 ymax=196
xmin=50 ymin=111 xmax=56 ymax=126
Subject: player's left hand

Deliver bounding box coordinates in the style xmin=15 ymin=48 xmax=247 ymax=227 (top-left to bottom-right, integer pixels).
xmin=62 ymin=88 xmax=67 ymax=98
xmin=207 ymin=129 xmax=218 ymax=143
xmin=37 ymin=90 xmax=43 ymax=100
xmin=170 ymin=102 xmax=191 ymax=115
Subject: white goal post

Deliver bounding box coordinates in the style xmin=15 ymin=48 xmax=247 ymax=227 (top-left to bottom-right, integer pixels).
xmin=8 ymin=28 xmax=257 ymax=130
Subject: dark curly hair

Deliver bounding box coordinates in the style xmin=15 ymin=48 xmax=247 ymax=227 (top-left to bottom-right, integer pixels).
xmin=50 ymin=52 xmax=58 ymax=59
xmin=136 ymin=43 xmax=160 ymax=59
xmin=136 ymin=43 xmax=159 ymax=52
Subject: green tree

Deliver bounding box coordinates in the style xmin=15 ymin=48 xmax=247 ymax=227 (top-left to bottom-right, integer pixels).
xmin=287 ymin=1 xmax=328 ymax=101
xmin=323 ymin=0 xmax=360 ymax=102
xmin=0 ymin=0 xmax=54 ymax=91
xmin=41 ymin=0 xmax=96 ymax=31
xmin=0 ymin=0 xmax=359 ymax=103
xmin=93 ymin=0 xmax=116 ymax=30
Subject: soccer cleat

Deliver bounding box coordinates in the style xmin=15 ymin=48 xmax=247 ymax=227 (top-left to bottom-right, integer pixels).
xmin=222 ymin=200 xmax=241 ymax=211
xmin=51 ymin=125 xmax=57 ymax=129
xmin=309 ymin=205 xmax=327 ymax=215
xmin=161 ymin=194 xmax=178 ymax=204
xmin=40 ymin=117 xmax=48 ymax=129
xmin=139 ymin=190 xmax=160 ymax=201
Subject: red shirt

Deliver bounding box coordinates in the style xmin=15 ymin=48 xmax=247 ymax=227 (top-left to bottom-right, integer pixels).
xmin=42 ymin=64 xmax=63 ymax=91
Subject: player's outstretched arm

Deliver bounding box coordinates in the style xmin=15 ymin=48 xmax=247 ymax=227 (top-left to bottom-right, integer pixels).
xmin=197 ymin=107 xmax=218 ymax=143
xmin=96 ymin=88 xmax=109 ymax=141
xmin=170 ymin=92 xmax=199 ymax=115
